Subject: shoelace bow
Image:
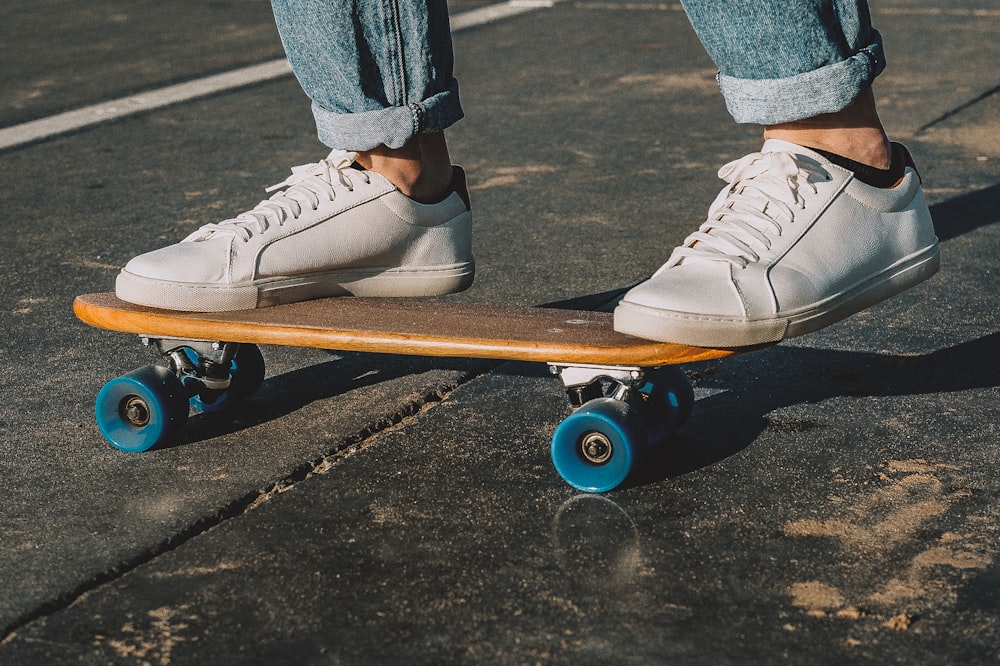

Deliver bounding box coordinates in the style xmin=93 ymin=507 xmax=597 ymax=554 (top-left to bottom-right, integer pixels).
xmin=188 ymin=149 xmax=367 ymax=243
xmin=669 ymin=151 xmax=831 ymax=268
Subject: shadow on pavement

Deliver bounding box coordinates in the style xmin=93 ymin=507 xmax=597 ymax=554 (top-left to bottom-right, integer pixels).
xmin=636 ymin=331 xmax=1000 ymax=486
xmin=931 ymin=181 xmax=1000 ymax=242
xmin=164 ymin=353 xmax=492 ymax=449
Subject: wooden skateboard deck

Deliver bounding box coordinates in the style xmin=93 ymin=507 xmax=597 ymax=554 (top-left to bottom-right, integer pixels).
xmin=73 ymin=292 xmax=736 ymax=366
xmin=75 ymin=292 xmax=748 ymax=493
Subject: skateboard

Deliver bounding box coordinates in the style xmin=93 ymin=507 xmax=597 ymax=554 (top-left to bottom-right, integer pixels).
xmin=74 ymin=293 xmax=741 ymax=492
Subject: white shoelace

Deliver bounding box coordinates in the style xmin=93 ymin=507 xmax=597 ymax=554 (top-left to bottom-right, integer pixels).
xmin=186 ymin=149 xmax=367 ymax=243
xmin=669 ymin=150 xmax=831 ymax=269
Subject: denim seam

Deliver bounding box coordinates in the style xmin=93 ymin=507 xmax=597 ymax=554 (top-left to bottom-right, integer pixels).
xmin=384 ymin=0 xmax=406 ymax=107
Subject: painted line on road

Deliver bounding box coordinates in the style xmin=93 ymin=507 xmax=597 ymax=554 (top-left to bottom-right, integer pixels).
xmin=0 ymin=60 xmax=294 ymax=151
xmin=0 ymin=0 xmax=561 ymax=151
xmin=452 ymin=0 xmax=558 ymax=30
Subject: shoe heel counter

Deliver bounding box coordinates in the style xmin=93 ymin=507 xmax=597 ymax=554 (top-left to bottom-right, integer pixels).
xmin=849 ymin=170 xmax=937 ymax=250
xmin=451 ymin=165 xmax=472 ymax=212
xmin=403 ymin=208 xmax=474 ymax=267
xmin=908 ymin=182 xmax=938 ymax=246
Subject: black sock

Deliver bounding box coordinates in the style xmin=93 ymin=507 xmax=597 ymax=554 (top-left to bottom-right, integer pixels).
xmin=812 ymin=143 xmax=917 ymax=188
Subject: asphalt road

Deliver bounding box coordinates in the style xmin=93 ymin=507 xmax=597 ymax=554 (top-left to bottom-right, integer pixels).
xmin=2 ymin=0 xmax=999 ymax=663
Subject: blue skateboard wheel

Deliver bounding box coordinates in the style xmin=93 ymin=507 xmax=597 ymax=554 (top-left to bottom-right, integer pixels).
xmin=637 ymin=366 xmax=694 ymax=444
xmin=95 ymin=365 xmax=189 ymax=453
xmin=551 ymin=398 xmax=647 ymax=493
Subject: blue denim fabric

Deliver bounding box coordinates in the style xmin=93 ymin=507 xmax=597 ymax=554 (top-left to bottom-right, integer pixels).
xmin=272 ymin=0 xmax=884 ymax=148
xmin=271 ymin=0 xmax=463 ymax=150
xmin=680 ymin=0 xmax=885 ymax=124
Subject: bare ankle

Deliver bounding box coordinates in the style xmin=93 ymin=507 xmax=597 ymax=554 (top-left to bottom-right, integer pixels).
xmin=764 ymin=87 xmax=892 ymax=169
xmin=355 ymin=133 xmax=454 ymax=202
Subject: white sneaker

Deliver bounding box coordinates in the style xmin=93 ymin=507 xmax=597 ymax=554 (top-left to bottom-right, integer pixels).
xmin=116 ymin=150 xmax=475 ymax=311
xmin=614 ymin=140 xmax=939 ymax=347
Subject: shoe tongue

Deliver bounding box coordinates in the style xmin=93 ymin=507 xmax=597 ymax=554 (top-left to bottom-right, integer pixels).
xmin=326 ymin=149 xmax=359 ymax=171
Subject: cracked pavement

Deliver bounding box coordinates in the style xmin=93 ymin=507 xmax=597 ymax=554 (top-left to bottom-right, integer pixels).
xmin=1 ymin=0 xmax=999 ymax=663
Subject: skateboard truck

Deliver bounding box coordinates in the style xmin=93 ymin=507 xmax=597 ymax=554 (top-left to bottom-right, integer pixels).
xmin=143 ymin=337 xmax=237 ymax=392
xmin=549 ymin=363 xmax=645 ymax=407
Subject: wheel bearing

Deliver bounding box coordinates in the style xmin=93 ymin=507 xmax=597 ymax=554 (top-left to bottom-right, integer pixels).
xmin=121 ymin=396 xmax=151 ymax=427
xmin=579 ymin=431 xmax=613 ymax=465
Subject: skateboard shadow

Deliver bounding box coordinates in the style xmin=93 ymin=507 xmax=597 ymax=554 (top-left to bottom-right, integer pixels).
xmin=539 ymin=288 xmax=629 ymax=312
xmin=631 ymin=331 xmax=1000 ymax=487
xmin=163 ymin=352 xmax=495 ymax=449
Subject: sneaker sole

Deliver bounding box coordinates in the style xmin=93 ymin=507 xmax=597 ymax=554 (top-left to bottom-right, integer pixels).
xmin=116 ymin=262 xmax=475 ymax=312
xmin=614 ymin=244 xmax=940 ymax=348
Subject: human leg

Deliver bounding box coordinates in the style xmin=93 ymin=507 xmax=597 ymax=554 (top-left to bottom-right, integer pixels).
xmin=614 ymin=0 xmax=938 ymax=346
xmin=116 ymin=0 xmax=473 ymax=311
xmin=271 ymin=0 xmax=461 ymax=199
xmin=354 ymin=131 xmax=455 ymax=203
xmin=682 ymin=0 xmax=891 ymax=166
xmin=271 ymin=0 xmax=462 ymax=151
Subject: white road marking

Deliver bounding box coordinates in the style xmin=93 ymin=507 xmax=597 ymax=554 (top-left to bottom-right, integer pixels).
xmin=0 ymin=0 xmax=562 ymax=151
xmin=0 ymin=60 xmax=294 ymax=151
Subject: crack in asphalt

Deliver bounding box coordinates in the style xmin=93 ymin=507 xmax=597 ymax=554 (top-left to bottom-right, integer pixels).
xmin=0 ymin=365 xmax=498 ymax=643
xmin=916 ymin=83 xmax=1000 ymax=133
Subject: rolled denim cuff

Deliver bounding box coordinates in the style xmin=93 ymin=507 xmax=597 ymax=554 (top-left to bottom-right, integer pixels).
xmin=718 ymin=35 xmax=886 ymax=125
xmin=313 ymin=78 xmax=464 ymax=151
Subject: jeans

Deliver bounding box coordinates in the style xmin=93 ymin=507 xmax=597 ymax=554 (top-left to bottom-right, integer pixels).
xmin=271 ymin=0 xmax=461 ymax=150
xmin=270 ymin=0 xmax=885 ymax=150
xmin=681 ymin=0 xmax=884 ymax=124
